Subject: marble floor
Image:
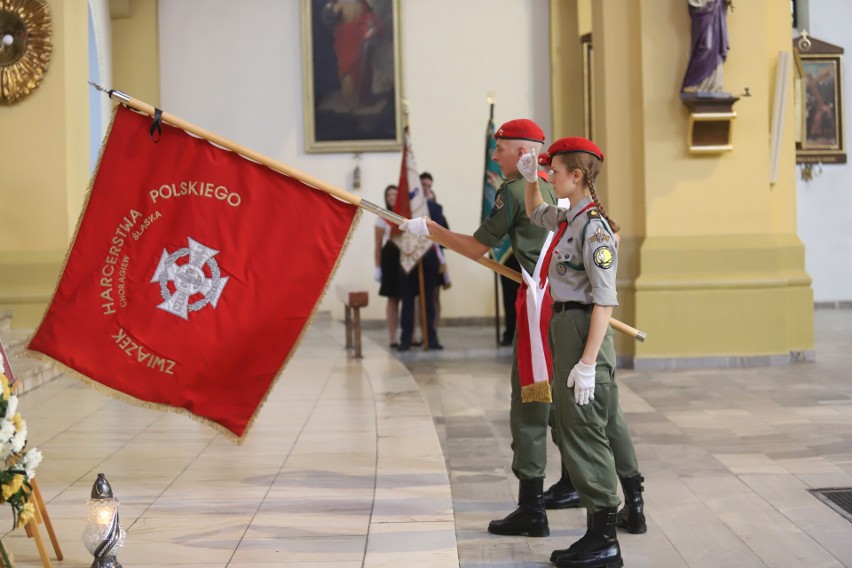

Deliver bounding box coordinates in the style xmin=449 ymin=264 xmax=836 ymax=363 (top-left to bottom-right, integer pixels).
xmin=1 ymin=309 xmax=851 ymax=567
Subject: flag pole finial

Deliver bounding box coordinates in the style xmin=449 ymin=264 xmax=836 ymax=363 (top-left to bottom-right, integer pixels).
xmin=402 ymin=99 xmax=410 ymax=130
xmin=89 ymin=82 xmax=130 ymax=103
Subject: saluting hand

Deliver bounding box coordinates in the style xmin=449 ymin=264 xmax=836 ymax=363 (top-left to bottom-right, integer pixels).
xmin=400 ymin=217 xmax=430 ymax=237
xmin=517 ymin=149 xmax=538 ymax=183
xmin=567 ymin=360 xmax=596 ymax=405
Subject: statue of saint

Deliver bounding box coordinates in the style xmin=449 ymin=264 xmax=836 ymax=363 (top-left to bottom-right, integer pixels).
xmin=681 ymin=0 xmax=733 ymax=95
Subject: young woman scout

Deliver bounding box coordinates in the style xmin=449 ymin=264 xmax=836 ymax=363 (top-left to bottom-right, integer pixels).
xmin=518 ymin=137 xmax=628 ymax=568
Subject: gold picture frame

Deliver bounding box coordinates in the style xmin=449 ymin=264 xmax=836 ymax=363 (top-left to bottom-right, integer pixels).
xmin=794 ymin=33 xmax=846 ymax=164
xmin=301 ymin=0 xmax=403 ymax=153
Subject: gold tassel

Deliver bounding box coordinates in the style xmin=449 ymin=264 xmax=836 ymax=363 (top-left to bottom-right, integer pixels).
xmin=521 ymin=381 xmax=552 ymax=403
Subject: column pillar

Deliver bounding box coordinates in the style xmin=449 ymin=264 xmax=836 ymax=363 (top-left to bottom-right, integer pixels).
xmin=552 ymin=0 xmax=814 ymax=367
xmin=0 ymin=0 xmax=89 ymax=327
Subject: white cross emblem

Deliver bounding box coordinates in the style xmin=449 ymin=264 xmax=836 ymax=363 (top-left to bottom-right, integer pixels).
xmin=151 ymin=237 xmax=229 ymax=320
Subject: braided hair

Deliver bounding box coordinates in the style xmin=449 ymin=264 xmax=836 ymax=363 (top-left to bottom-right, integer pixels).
xmin=554 ymin=152 xmax=620 ymax=233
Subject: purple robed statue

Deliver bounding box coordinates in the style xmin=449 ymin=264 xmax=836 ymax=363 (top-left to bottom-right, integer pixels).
xmin=681 ymin=0 xmax=732 ymax=94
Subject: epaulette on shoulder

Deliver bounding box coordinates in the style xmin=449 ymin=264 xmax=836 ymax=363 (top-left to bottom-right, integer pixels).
xmin=587 ymin=208 xmax=601 ymax=219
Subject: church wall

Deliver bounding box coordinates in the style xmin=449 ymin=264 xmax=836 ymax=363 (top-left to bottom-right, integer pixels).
xmin=0 ymin=0 xmax=90 ymax=326
xmin=158 ymin=0 xmax=552 ymax=323
xmin=796 ymin=0 xmax=852 ymax=304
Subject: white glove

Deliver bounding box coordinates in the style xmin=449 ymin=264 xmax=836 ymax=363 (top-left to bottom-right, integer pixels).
xmin=517 ymin=149 xmax=538 ymax=183
xmin=567 ymin=361 xmax=596 ymax=405
xmin=400 ymin=217 xmax=430 ymax=237
xmin=374 ymin=266 xmax=382 ymax=282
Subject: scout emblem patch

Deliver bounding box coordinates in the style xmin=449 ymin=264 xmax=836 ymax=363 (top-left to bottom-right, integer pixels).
xmin=556 ymin=262 xmax=567 ymax=275
xmin=588 ymin=227 xmax=611 ymax=244
xmin=593 ymin=246 xmax=614 ymax=269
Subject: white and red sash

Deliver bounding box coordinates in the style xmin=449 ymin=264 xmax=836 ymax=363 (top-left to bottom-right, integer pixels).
xmin=515 ymin=198 xmax=570 ymax=403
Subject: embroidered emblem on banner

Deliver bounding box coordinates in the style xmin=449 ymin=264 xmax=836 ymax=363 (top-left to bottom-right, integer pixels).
xmin=587 ymin=227 xmax=611 ymax=244
xmin=593 ymin=246 xmax=614 ymax=270
xmin=151 ymin=237 xmax=229 ymax=320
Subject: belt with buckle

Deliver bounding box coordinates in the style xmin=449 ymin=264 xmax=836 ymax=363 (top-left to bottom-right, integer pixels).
xmin=552 ymin=301 xmax=590 ymax=313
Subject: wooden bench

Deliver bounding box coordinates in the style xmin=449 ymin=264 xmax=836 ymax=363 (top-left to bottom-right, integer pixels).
xmin=335 ymin=284 xmax=369 ymax=358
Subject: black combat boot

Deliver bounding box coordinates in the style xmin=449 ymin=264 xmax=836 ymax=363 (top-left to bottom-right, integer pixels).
xmin=550 ymin=511 xmax=591 ymax=563
xmin=544 ymin=467 xmax=582 ymax=509
xmin=616 ymin=473 xmax=646 ymax=534
xmin=487 ymin=478 xmax=549 ymax=537
xmin=552 ymin=508 xmax=623 ymax=568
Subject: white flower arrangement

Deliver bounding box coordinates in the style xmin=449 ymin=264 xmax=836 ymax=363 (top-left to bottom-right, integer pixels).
xmin=0 ymin=372 xmax=41 ymax=528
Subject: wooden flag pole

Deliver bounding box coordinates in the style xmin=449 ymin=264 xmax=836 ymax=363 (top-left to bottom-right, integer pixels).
xmin=416 ymin=258 xmax=429 ymax=350
xmin=493 ymin=271 xmax=501 ymax=345
xmin=95 ymin=86 xmax=645 ymax=343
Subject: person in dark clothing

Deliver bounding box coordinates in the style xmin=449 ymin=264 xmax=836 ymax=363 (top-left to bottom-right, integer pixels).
xmin=500 ymin=254 xmax=521 ymax=346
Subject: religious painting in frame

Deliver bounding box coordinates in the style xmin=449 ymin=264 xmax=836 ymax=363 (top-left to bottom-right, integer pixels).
xmin=794 ymin=34 xmax=846 ymax=164
xmin=301 ymin=0 xmax=403 ymax=153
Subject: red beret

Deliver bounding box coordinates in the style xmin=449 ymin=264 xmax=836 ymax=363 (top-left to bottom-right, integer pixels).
xmin=538 ymin=137 xmax=604 ymax=165
xmin=494 ymin=119 xmax=545 ymax=143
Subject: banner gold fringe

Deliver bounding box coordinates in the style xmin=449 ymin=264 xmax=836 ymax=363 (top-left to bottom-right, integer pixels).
xmin=521 ymin=380 xmax=552 ymax=404
xmin=29 ymin=106 xmax=121 ymax=328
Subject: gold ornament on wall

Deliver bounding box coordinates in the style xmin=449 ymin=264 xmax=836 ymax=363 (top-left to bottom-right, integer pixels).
xmin=0 ymin=0 xmax=52 ymax=105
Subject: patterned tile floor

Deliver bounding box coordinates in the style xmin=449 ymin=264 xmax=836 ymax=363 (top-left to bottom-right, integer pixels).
xmin=1 ymin=310 xmax=850 ymax=567
xmin=389 ymin=309 xmax=852 ymax=567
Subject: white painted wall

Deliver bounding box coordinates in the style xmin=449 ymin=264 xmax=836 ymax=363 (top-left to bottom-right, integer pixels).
xmin=797 ymin=1 xmax=852 ymax=303
xmin=158 ymin=0 xmax=551 ymax=321
xmin=88 ymin=0 xmax=112 ymax=169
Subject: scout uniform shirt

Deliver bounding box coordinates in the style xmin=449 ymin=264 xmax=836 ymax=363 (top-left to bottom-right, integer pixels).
xmin=531 ymin=195 xmax=618 ymax=306
xmin=474 ymin=176 xmax=557 ymax=275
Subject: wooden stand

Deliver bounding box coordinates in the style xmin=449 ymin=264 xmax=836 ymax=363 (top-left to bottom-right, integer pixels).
xmin=7 ymin=380 xmax=62 ymax=568
xmin=335 ymin=284 xmax=369 ymax=358
xmin=0 ymin=538 xmax=14 ymax=568
xmin=0 ymin=480 xmax=64 ymax=568
xmin=681 ymin=94 xmax=739 ymax=154
xmin=22 ymin=479 xmax=63 ymax=568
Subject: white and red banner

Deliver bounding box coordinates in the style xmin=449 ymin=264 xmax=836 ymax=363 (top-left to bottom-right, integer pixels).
xmin=391 ymin=127 xmax=433 ymax=273
xmin=28 ymin=106 xmax=359 ymax=441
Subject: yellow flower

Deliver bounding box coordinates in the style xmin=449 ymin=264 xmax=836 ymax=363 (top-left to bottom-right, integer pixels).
xmin=0 ymin=374 xmax=9 ymax=401
xmin=16 ymin=501 xmax=35 ymax=528
xmin=12 ymin=413 xmax=22 ymax=432
xmin=2 ymin=474 xmax=24 ymax=500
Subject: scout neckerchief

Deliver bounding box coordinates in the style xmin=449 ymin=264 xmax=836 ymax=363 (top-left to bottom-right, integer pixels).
xmin=539 ymin=201 xmax=596 ymax=287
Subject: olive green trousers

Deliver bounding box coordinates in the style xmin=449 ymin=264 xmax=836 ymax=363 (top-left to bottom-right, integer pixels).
xmin=548 ymin=307 xmax=635 ymax=512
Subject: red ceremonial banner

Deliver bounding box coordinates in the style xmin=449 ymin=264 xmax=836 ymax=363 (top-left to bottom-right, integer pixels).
xmin=28 ymin=106 xmax=359 ymax=441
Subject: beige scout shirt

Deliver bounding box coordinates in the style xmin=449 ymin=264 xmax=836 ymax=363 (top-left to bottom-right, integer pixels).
xmin=530 ymin=196 xmax=618 ymax=306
